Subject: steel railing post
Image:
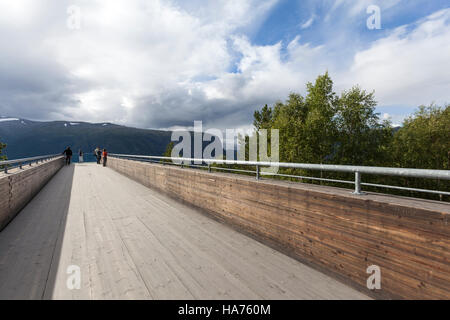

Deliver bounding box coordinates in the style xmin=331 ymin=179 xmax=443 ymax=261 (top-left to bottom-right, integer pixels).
xmin=353 ymin=171 xmax=363 ymax=195
xmin=256 ymin=165 xmax=260 ymax=180
xmin=208 ymin=163 xmax=211 ymax=173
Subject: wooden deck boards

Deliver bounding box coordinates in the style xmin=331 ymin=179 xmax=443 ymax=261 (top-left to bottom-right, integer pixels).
xmin=0 ymin=163 xmax=369 ymax=300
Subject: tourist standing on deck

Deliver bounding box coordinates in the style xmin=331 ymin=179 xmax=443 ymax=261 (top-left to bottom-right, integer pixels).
xmin=94 ymin=147 xmax=101 ymax=164
xmin=63 ymin=147 xmax=73 ymax=165
xmin=102 ymin=149 xmax=108 ymax=167
xmin=79 ymin=149 xmax=84 ymax=163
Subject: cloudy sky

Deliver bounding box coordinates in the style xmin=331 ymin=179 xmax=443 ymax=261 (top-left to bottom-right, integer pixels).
xmin=0 ymin=0 xmax=449 ymax=129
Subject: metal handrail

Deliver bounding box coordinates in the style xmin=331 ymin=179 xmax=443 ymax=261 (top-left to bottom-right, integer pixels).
xmin=0 ymin=154 xmax=62 ymax=173
xmin=109 ymin=154 xmax=450 ymax=197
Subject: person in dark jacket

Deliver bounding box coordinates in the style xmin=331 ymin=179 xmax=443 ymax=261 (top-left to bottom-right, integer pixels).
xmin=94 ymin=147 xmax=101 ymax=164
xmin=63 ymin=147 xmax=73 ymax=165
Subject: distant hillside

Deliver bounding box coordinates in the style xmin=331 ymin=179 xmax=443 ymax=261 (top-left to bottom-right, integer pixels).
xmin=0 ymin=117 xmax=172 ymax=159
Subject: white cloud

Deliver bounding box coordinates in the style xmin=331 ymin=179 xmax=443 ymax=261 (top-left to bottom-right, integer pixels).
xmin=329 ymin=0 xmax=402 ymax=17
xmin=300 ymin=15 xmax=315 ymax=29
xmin=0 ymin=0 xmax=448 ymax=132
xmin=341 ymin=8 xmax=450 ymax=107
xmin=25 ymin=0 xmax=279 ymax=128
xmin=0 ymin=0 xmax=40 ymax=27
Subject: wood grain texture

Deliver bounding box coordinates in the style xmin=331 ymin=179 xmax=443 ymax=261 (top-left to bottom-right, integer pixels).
xmin=0 ymin=163 xmax=368 ymax=300
xmin=108 ymin=157 xmax=450 ymax=300
xmin=0 ymin=157 xmax=65 ymax=231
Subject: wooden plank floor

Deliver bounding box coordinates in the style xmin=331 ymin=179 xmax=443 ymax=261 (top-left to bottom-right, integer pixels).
xmin=0 ymin=163 xmax=369 ymax=300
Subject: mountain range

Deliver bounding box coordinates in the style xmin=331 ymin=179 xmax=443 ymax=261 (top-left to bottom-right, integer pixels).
xmin=0 ymin=117 xmax=172 ymax=160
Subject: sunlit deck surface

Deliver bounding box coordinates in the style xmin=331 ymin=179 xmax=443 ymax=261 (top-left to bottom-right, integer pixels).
xmin=0 ymin=163 xmax=369 ymax=300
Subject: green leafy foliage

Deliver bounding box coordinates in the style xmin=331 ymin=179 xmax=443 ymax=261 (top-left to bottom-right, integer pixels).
xmin=391 ymin=105 xmax=450 ymax=170
xmin=253 ymin=73 xmax=391 ymax=168
xmin=251 ymin=73 xmax=449 ymax=200
xmin=386 ymin=105 xmax=450 ymax=198
xmin=335 ymin=86 xmax=392 ymax=166
xmin=163 ymin=141 xmax=174 ymax=157
xmin=162 ymin=141 xmax=174 ymax=163
xmin=0 ymin=138 xmax=6 ymax=161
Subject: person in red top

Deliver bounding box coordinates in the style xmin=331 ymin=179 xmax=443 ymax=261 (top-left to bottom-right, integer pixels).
xmin=102 ymin=149 xmax=108 ymax=167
